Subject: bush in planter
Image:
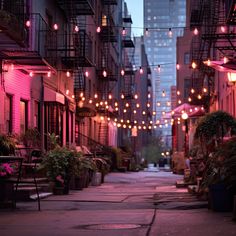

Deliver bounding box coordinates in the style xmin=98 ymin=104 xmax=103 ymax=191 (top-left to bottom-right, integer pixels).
xmin=41 ymin=146 xmax=77 ymax=194
xmin=70 ymin=156 xmax=96 ymax=190
xmin=200 ymin=138 xmax=236 ymax=211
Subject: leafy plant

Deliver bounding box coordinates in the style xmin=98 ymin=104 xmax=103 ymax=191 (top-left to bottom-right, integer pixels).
xmin=20 ymin=128 xmax=41 ymax=148
xmin=201 ymin=137 xmax=236 ymax=194
xmin=194 ymin=110 xmax=236 ymax=156
xmin=41 ymin=146 xmax=78 ymax=185
xmin=0 ymin=134 xmax=16 ymax=156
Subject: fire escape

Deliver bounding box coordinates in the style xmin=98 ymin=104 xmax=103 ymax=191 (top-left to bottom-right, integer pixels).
xmin=189 ymin=0 xmax=224 ymax=110
xmin=97 ymin=1 xmax=118 ymax=146
xmin=56 ymin=0 xmax=95 ymax=118
xmin=0 ymin=0 xmax=57 ymax=75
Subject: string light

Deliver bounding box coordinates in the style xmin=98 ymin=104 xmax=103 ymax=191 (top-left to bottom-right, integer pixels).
xmin=96 ymin=26 xmax=101 ymax=33
xmin=168 ymin=28 xmax=172 ymax=37
xmin=85 ymin=71 xmax=89 ymax=77
xmin=121 ymin=69 xmax=125 ymax=76
xmin=53 ymin=23 xmax=59 ymax=30
xmin=193 ymin=28 xmax=198 ymax=35
xmin=122 ymin=27 xmax=126 ymax=36
xmin=26 ymin=20 xmax=31 ymax=27
xmin=74 ymin=25 xmax=79 ymax=32
xmin=139 ymin=67 xmax=144 ymax=74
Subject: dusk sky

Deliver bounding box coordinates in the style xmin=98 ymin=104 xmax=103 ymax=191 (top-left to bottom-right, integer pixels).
xmin=125 ymin=0 xmax=143 ymax=36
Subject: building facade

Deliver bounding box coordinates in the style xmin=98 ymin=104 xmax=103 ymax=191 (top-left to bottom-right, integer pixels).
xmin=144 ymin=0 xmax=186 ymax=150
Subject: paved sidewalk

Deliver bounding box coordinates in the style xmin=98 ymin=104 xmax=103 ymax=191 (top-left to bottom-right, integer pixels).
xmin=0 ymin=171 xmax=235 ymax=236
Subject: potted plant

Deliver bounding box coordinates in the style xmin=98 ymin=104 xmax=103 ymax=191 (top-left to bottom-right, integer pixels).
xmin=201 ymin=137 xmax=236 ymax=211
xmin=41 ymin=146 xmax=77 ymax=194
xmin=71 ymin=156 xmax=96 ymax=190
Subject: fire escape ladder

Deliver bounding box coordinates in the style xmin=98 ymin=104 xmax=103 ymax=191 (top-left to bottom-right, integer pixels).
xmin=74 ymin=68 xmax=85 ymax=95
xmin=98 ymin=122 xmax=109 ymax=146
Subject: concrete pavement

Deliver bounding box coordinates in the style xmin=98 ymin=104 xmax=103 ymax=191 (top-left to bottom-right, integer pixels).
xmin=0 ymin=171 xmax=235 ymax=236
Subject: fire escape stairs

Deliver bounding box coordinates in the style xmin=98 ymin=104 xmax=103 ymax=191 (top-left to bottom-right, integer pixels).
xmin=98 ymin=122 xmax=109 ymax=146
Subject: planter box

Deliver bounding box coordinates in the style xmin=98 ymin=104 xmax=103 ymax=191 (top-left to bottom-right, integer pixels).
xmin=209 ymin=184 xmax=233 ymax=212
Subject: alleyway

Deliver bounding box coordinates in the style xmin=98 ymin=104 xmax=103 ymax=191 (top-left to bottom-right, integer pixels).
xmin=0 ymin=171 xmax=235 ymax=236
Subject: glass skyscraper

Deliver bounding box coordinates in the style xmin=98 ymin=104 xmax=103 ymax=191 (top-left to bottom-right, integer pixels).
xmin=144 ymin=0 xmax=186 ymax=149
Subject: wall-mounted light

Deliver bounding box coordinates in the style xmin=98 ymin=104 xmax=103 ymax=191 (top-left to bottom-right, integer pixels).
xmin=227 ymin=72 xmax=236 ymax=85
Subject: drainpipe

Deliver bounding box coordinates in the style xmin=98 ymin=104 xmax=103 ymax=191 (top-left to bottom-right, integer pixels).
xmin=40 ymin=75 xmax=45 ymax=151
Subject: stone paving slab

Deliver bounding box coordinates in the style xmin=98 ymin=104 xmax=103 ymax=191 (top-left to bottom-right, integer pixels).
xmin=150 ymin=209 xmax=236 ymax=236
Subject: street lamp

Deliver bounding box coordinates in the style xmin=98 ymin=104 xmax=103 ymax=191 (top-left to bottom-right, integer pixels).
xmin=181 ymin=112 xmax=189 ymax=157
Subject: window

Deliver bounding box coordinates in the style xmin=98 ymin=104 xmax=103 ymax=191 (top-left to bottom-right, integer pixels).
xmin=20 ymin=100 xmax=28 ymax=134
xmin=5 ymin=94 xmax=13 ymax=134
xmin=184 ymin=53 xmax=190 ymax=64
xmin=184 ymin=78 xmax=191 ymax=99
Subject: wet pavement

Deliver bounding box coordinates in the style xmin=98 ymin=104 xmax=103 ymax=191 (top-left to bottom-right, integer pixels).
xmin=0 ymin=171 xmax=235 ymax=236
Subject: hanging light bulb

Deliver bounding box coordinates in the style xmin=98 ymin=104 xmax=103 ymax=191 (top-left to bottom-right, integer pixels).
xmin=177 ymin=90 xmax=180 ymax=95
xmin=25 ymin=20 xmax=31 ymax=27
xmin=220 ymin=26 xmax=226 ymax=33
xmin=147 ymin=103 xmax=150 ymax=107
xmin=94 ymin=93 xmax=98 ymax=99
xmin=121 ymin=93 xmax=125 ymax=99
xmin=197 ymin=94 xmax=202 ymax=100
xmin=47 ymin=71 xmax=51 ymax=77
xmin=134 ymin=94 xmax=138 ymax=99
xmin=139 ymin=67 xmax=144 ymax=74
xmin=121 ymin=69 xmax=125 ymax=76
xmin=145 ymin=28 xmax=149 ymax=36
xmin=190 ymin=88 xmax=195 ymax=94
xmin=178 ymin=99 xmax=182 ymax=104
xmin=122 ymin=27 xmax=126 ymax=36
xmin=168 ymin=28 xmax=172 ymax=37
xmin=136 ymin=103 xmax=140 ymax=108
xmin=157 ymin=102 xmax=161 ymax=106
xmin=29 ymin=71 xmax=34 ymax=77
xmin=66 ymin=71 xmax=71 ymax=77
xmin=148 ymin=93 xmax=151 ymax=98
xmin=72 ymin=94 xmax=75 ymax=99
xmin=191 ymin=61 xmax=197 ymax=69
xmin=203 ymin=87 xmax=207 ymax=93
xmin=176 ymin=63 xmax=180 ymax=70
xmin=188 ymin=97 xmax=192 ymax=102
xmin=96 ymin=26 xmax=101 ymax=33
xmin=108 ymin=94 xmax=112 ymax=99
xmin=80 ymin=92 xmax=84 ymax=97
xmin=207 ymin=59 xmax=211 ymax=66
xmin=162 ymin=90 xmax=166 ymax=97
xmin=193 ymin=27 xmax=198 ymax=35
xmin=53 ymin=23 xmax=59 ymax=30
xmin=66 ymin=89 xmax=69 ymax=95
xmin=103 ymin=70 xmax=107 ymax=77
xmin=74 ymin=25 xmax=79 ymax=32
xmin=85 ymin=71 xmax=89 ymax=77
xmin=157 ymin=64 xmax=161 ymax=72
xmin=153 ymin=111 xmax=156 ymax=115
xmin=223 ymin=56 xmax=228 ymax=64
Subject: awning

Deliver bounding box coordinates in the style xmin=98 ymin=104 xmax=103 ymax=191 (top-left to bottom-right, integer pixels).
xmin=203 ymin=60 xmax=236 ymax=73
xmin=44 ymin=87 xmax=65 ymax=105
xmin=172 ymin=103 xmax=205 ymax=118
